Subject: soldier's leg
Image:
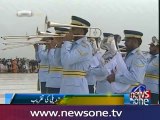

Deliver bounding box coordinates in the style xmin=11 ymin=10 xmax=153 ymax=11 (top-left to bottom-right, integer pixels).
xmin=88 ymin=85 xmax=95 ymax=94
xmin=151 ymin=93 xmax=159 ymax=104
xmin=37 ymin=79 xmax=40 ymax=91
xmin=40 ymin=82 xmax=46 ymax=93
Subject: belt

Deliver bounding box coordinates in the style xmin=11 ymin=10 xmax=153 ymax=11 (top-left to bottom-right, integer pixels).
xmin=63 ymin=70 xmax=86 ymax=77
xmin=126 ymin=83 xmax=140 ymax=91
xmin=130 ymin=82 xmax=140 ymax=87
xmin=122 ymin=82 xmax=140 ymax=93
xmin=145 ymin=74 xmax=159 ymax=80
xmin=49 ymin=67 xmax=63 ymax=73
xmin=39 ymin=65 xmax=48 ymax=69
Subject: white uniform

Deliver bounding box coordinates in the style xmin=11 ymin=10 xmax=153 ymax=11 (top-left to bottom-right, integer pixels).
xmin=36 ymin=45 xmax=49 ymax=83
xmin=144 ymin=54 xmax=159 ymax=94
xmin=114 ymin=48 xmax=147 ymax=93
xmin=60 ymin=37 xmax=92 ymax=94
xmin=86 ymin=54 xmax=100 ymax=85
xmin=89 ymin=51 xmax=117 ymax=94
xmin=46 ymin=48 xmax=63 ymax=88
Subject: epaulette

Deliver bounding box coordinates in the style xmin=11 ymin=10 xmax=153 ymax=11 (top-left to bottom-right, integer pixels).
xmin=77 ymin=48 xmax=88 ymax=56
xmin=136 ymin=49 xmax=145 ymax=59
xmin=152 ymin=57 xmax=159 ymax=67
xmin=81 ymin=40 xmax=90 ymax=48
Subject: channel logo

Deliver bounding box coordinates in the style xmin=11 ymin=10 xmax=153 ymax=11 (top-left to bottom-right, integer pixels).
xmin=130 ymin=84 xmax=151 ymax=105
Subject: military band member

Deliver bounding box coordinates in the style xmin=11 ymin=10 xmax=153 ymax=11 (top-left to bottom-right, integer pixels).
xmin=144 ymin=36 xmax=159 ymax=104
xmin=34 ymin=44 xmax=40 ymax=91
xmin=107 ymin=30 xmax=147 ymax=93
xmin=89 ymin=33 xmax=118 ymax=94
xmin=86 ymin=38 xmax=100 ymax=93
xmin=60 ymin=16 xmax=92 ymax=94
xmin=46 ymin=27 xmax=69 ymax=93
xmin=34 ymin=38 xmax=49 ymax=93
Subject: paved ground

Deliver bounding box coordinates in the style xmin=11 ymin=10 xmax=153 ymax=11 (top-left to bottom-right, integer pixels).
xmin=0 ymin=73 xmax=40 ymax=104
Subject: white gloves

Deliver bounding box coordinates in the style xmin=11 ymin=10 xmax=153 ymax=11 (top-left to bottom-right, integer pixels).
xmin=152 ymin=36 xmax=159 ymax=46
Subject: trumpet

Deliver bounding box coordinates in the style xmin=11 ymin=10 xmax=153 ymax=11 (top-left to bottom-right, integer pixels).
xmin=45 ymin=16 xmax=102 ymax=38
xmin=1 ymin=34 xmax=101 ymax=41
xmin=0 ymin=28 xmax=78 ymax=40
xmin=1 ymin=41 xmax=51 ymax=45
xmin=1 ymin=34 xmax=90 ymax=40
xmin=36 ymin=27 xmax=57 ymax=36
xmin=1 ymin=20 xmax=102 ymax=40
xmin=118 ymin=45 xmax=126 ymax=50
xmin=37 ymin=25 xmax=101 ymax=39
xmin=0 ymin=35 xmax=64 ymax=40
xmin=1 ymin=27 xmax=67 ymax=40
xmin=1 ymin=44 xmax=31 ymax=50
xmin=1 ymin=41 xmax=51 ymax=50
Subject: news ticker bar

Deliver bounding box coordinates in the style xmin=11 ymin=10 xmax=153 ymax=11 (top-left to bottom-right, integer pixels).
xmin=5 ymin=93 xmax=131 ymax=105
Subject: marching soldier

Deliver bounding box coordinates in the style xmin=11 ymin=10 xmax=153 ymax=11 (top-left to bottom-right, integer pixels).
xmin=46 ymin=28 xmax=69 ymax=93
xmin=107 ymin=30 xmax=147 ymax=93
xmin=60 ymin=16 xmax=92 ymax=94
xmin=34 ymin=38 xmax=49 ymax=93
xmin=144 ymin=36 xmax=159 ymax=104
xmin=89 ymin=33 xmax=118 ymax=94
xmin=86 ymin=38 xmax=100 ymax=94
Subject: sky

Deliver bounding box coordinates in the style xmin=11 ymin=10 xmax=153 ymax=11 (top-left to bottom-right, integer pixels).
xmin=0 ymin=0 xmax=159 ymax=59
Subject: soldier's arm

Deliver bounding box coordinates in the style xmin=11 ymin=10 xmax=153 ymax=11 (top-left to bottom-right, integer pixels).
xmin=89 ymin=58 xmax=117 ymax=76
xmin=147 ymin=58 xmax=159 ymax=72
xmin=61 ymin=41 xmax=92 ymax=66
xmin=37 ymin=45 xmax=48 ymax=60
xmin=34 ymin=45 xmax=42 ymax=62
xmin=54 ymin=48 xmax=61 ymax=60
xmin=35 ymin=51 xmax=40 ymax=63
xmin=115 ymin=57 xmax=147 ymax=84
xmin=34 ymin=44 xmax=40 ymax=62
xmin=54 ymin=48 xmax=62 ymax=66
xmin=48 ymin=48 xmax=55 ymax=63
